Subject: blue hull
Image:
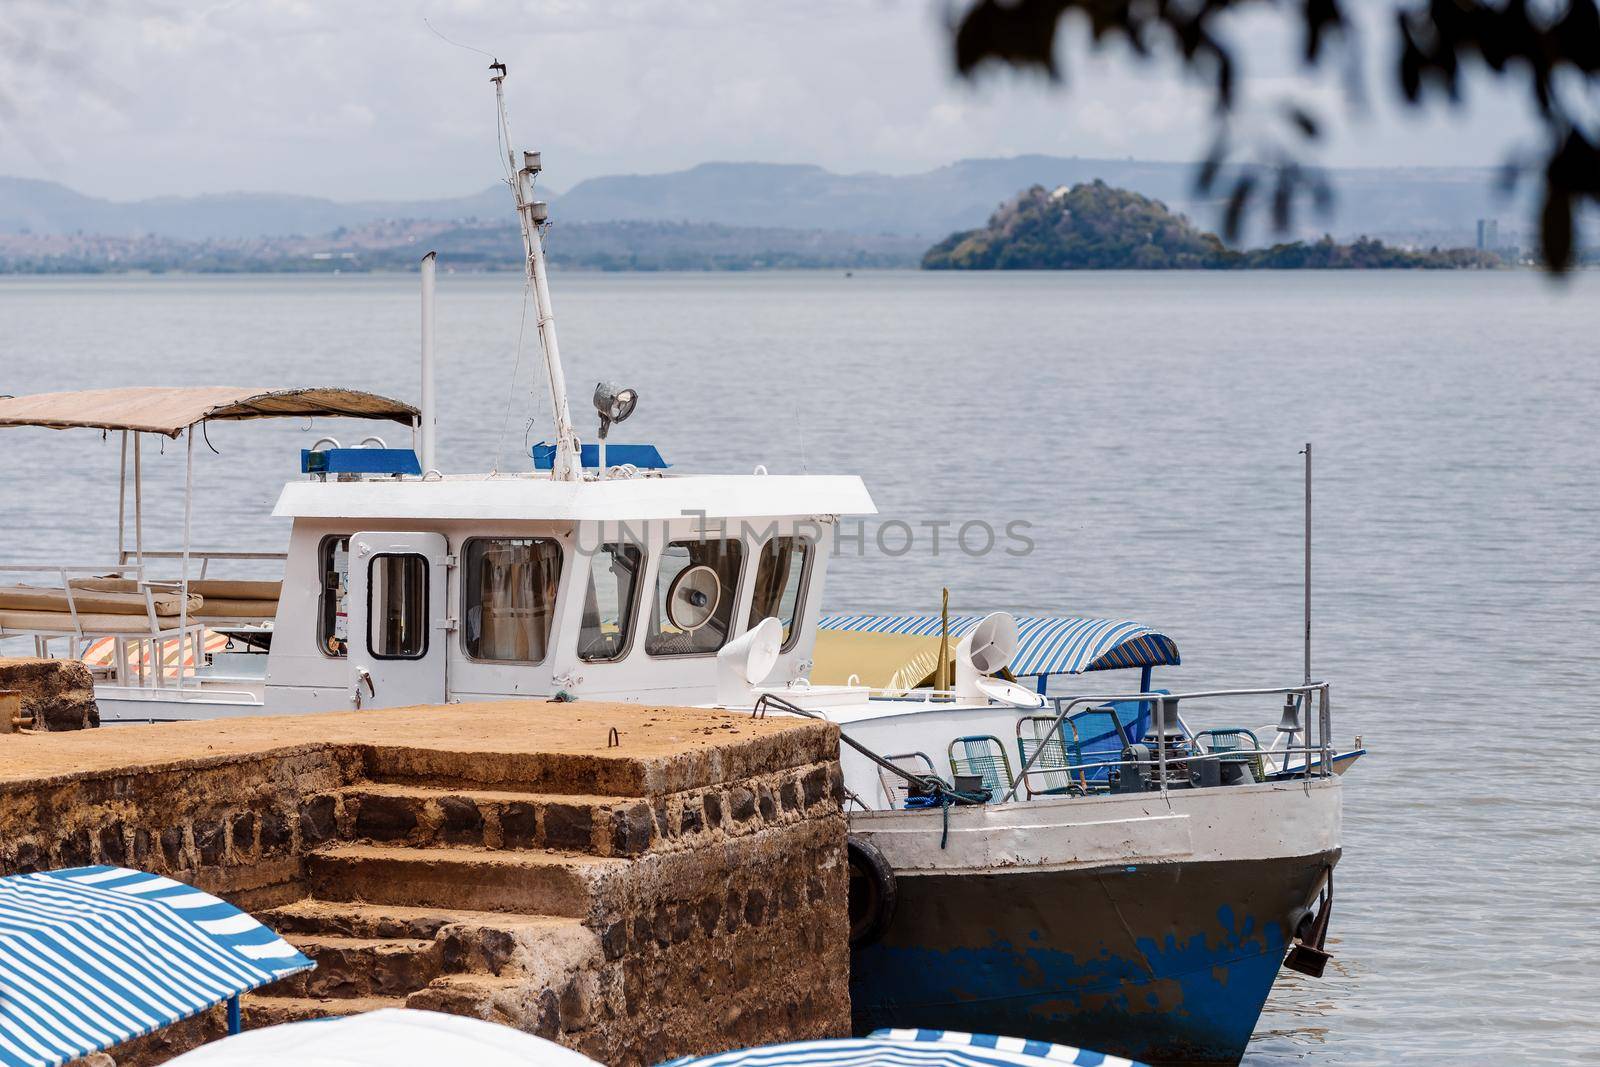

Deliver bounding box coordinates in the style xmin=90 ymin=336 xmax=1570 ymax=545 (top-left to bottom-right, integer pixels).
xmin=851 ymin=852 xmax=1337 ymax=1065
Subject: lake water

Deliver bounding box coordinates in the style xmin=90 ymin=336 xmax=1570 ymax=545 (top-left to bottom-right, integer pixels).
xmin=2 ymin=270 xmax=1597 ymax=1064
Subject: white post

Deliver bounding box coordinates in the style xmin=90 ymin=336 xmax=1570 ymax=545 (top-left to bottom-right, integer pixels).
xmin=177 ymin=428 xmax=194 ymax=690
xmin=419 ymin=251 xmax=438 ymax=472
xmin=1303 ymin=441 xmax=1312 ymax=687
xmin=117 ymin=430 xmax=128 ymax=564
xmin=133 ymin=433 xmax=144 ymax=566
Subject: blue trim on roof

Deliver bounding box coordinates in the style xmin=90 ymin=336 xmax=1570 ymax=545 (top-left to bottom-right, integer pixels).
xmin=532 ymin=442 xmax=669 ymax=470
xmin=301 ymin=448 xmax=421 ymax=476
xmin=0 ymin=867 xmax=313 ymax=1067
xmin=817 ymin=614 xmax=1179 ymax=677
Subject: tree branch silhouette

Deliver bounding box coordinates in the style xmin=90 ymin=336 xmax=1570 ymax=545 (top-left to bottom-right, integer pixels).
xmin=950 ymin=0 xmax=1600 ymax=270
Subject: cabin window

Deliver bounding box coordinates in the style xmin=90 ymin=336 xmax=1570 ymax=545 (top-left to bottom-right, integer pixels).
xmin=462 ymin=537 xmax=563 ymax=663
xmin=367 ymin=554 xmax=428 ymax=660
xmin=747 ymin=537 xmax=813 ymax=652
xmin=645 ymin=538 xmax=744 ymax=657
xmin=578 ymin=542 xmax=644 ymax=662
xmin=318 ymin=536 xmax=350 ymax=658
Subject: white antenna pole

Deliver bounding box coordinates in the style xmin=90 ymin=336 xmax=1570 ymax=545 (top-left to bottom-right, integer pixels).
xmin=419 ymin=251 xmax=438 ymax=472
xmin=1302 ymin=441 xmax=1312 ymax=686
xmin=492 ymin=62 xmax=580 ymax=481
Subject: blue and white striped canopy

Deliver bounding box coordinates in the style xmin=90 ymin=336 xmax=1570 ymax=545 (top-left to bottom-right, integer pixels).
xmin=659 ymin=1028 xmax=1144 ymax=1067
xmin=0 ymin=866 xmax=313 ymax=1067
xmin=817 ymin=615 xmax=1179 ymax=677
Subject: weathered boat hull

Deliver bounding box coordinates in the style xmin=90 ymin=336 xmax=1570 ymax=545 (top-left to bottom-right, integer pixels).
xmin=851 ymin=850 xmax=1336 ymax=1065
xmin=845 ymin=777 xmax=1343 ymax=1066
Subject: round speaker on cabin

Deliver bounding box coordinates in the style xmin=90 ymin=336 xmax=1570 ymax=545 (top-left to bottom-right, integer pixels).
xmin=666 ymin=564 xmax=722 ymax=632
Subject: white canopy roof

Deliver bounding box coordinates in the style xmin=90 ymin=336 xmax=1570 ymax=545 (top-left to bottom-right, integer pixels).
xmin=273 ymin=473 xmax=876 ymax=522
xmin=0 ymin=387 xmax=418 ymax=438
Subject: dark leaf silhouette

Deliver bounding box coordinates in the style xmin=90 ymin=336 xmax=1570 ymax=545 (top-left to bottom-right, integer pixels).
xmin=1286 ymin=106 xmax=1320 ymax=140
xmin=949 ymin=0 xmax=1600 ymax=270
xmin=1224 ymin=175 xmax=1255 ymax=242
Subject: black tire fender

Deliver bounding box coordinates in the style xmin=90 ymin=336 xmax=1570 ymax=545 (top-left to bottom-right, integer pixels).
xmin=846 ymin=834 xmax=897 ymax=946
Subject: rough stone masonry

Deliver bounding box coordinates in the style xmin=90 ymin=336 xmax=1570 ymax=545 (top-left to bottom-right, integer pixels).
xmin=0 ymin=701 xmax=851 ymax=1065
xmin=0 ymin=657 xmax=99 ymax=730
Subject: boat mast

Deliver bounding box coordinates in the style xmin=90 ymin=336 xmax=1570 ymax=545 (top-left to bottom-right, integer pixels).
xmin=491 ymin=61 xmax=581 ymax=481
xmin=1302 ymin=441 xmax=1311 ymax=686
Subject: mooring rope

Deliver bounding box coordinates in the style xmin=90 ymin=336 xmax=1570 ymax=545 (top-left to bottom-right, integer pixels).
xmin=751 ymin=693 xmax=989 ymax=847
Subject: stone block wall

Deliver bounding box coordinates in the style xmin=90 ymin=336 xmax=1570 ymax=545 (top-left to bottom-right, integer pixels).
xmin=0 ymin=743 xmax=355 ymax=905
xmin=0 ymin=706 xmax=849 ymax=1066
xmin=0 ymin=657 xmax=99 ymax=730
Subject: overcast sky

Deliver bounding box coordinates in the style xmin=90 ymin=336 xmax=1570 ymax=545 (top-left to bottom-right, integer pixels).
xmin=2 ymin=0 xmax=1539 ymax=202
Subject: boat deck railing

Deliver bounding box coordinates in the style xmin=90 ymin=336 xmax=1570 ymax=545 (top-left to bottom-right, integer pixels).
xmin=0 ymin=561 xmax=206 ymax=686
xmin=0 ymin=551 xmax=285 ymax=689
xmin=116 ymin=549 xmax=287 ymax=578
xmin=1002 ymin=683 xmax=1334 ymax=803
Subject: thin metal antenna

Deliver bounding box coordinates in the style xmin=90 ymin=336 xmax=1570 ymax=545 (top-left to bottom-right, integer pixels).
xmin=1301 ymin=441 xmax=1311 ymax=686
xmin=491 ymin=62 xmax=581 ymax=481
xmin=419 ymin=251 xmax=437 ymax=473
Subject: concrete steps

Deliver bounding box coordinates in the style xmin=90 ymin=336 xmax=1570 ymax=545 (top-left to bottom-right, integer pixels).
xmin=241 ymin=993 xmax=407 ymax=1027
xmin=335 ymin=781 xmax=658 ymax=857
xmin=269 ymin=934 xmax=441 ymax=998
xmin=307 ymin=842 xmax=626 ymax=917
xmin=405 ymin=973 xmax=550 ymax=1024
xmin=264 ymin=898 xmax=581 ymax=942
xmin=257 ymin=774 xmax=624 ymax=1025
xmin=261 ymin=898 xmax=598 ymax=983
xmin=232 ymin=716 xmax=851 ymax=1062
xmin=360 ymin=745 xmax=657 ymax=798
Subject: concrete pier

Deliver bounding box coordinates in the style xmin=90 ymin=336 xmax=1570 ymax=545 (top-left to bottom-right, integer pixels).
xmin=0 ymin=701 xmax=850 ymax=1064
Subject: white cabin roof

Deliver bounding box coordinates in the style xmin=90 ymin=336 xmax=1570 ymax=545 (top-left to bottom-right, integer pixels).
xmin=272 ymin=473 xmax=877 ymax=522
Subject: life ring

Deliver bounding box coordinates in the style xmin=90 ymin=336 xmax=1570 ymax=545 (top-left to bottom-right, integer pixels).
xmin=847 ymin=835 xmax=897 ymax=946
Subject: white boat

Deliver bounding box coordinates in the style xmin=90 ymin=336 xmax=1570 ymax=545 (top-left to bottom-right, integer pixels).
xmin=0 ymin=63 xmax=1361 ymax=1066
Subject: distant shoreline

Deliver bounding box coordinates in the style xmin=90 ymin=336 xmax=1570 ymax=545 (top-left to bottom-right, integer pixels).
xmin=0 ymin=265 xmax=1558 ymax=279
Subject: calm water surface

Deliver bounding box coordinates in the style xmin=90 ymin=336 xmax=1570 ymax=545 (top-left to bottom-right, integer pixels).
xmin=2 ymin=270 xmax=1597 ymax=1064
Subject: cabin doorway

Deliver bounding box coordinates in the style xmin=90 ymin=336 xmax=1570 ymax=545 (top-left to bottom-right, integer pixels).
xmin=347 ymin=531 xmax=449 ymax=709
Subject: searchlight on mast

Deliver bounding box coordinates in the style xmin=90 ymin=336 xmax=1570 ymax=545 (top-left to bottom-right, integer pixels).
xmin=491 ymin=61 xmax=581 ymax=482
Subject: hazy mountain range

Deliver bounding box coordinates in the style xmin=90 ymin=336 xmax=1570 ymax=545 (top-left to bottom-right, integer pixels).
xmin=1 ymin=156 xmax=1534 ymax=251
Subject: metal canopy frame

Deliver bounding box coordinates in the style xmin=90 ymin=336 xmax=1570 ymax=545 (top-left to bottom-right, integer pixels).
xmin=0 ymin=387 xmax=419 ymax=691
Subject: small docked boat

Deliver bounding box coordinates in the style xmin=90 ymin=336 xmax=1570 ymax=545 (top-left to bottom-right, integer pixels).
xmin=0 ymin=64 xmax=1360 ymax=1066
xmin=750 ymin=610 xmax=1357 ymax=1065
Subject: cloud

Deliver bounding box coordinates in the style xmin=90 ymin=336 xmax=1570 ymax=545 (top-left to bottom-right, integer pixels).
xmin=0 ymin=0 xmax=1547 ymax=202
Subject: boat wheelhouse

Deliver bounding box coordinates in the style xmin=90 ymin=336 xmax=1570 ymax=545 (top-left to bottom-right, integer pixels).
xmin=0 ymin=396 xmax=874 ymax=721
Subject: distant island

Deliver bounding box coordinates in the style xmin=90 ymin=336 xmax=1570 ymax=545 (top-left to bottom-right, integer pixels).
xmin=922 ymin=182 xmax=1506 ymax=270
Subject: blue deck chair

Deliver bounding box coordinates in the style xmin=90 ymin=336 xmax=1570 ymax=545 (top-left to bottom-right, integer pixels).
xmin=1015 ymin=716 xmax=1085 ymax=798
xmin=1063 ymin=707 xmax=1130 ymax=789
xmin=947 ymin=735 xmax=1014 ymax=795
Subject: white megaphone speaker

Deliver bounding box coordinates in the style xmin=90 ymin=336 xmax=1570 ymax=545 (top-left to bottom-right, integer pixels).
xmin=955 ymin=612 xmax=1045 ymax=709
xmin=717 ymin=616 xmax=783 ymax=707
xmin=666 ymin=564 xmax=721 ymax=632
